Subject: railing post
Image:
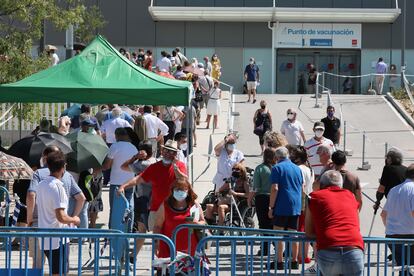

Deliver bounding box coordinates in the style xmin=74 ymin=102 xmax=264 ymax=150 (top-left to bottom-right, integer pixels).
xmin=358 ymin=131 xmax=371 ymax=170
xmin=315 ymin=73 xmax=321 ymax=108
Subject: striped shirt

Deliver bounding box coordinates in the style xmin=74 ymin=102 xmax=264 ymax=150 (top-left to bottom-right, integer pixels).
xmin=304 ymin=137 xmax=335 ymax=176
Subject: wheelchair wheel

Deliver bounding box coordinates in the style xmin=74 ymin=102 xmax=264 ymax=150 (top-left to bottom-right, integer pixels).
xmin=201 ymin=190 xmax=217 ymax=211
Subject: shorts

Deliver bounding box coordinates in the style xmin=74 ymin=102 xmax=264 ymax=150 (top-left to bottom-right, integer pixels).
xmin=297 ymin=211 xmax=305 ymax=232
xmin=273 ymin=215 xmax=299 ymax=230
xmin=247 ymin=81 xmax=257 ymax=90
xmin=44 ymin=243 xmax=69 ymax=274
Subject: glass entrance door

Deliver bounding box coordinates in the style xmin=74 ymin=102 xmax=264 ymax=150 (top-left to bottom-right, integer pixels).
xmin=276 ymin=49 xmax=360 ymax=94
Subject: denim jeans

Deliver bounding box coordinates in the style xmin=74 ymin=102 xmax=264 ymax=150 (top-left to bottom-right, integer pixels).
xmin=317 ymin=248 xmax=364 ymax=276
xmin=109 ymin=185 xmax=134 ymax=232
xmin=68 ymin=199 xmax=89 ymax=229
xmin=386 ymin=234 xmax=414 ymax=276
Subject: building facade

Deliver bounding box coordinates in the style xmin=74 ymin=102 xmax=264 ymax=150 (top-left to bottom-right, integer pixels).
xmin=42 ymin=0 xmax=413 ymax=94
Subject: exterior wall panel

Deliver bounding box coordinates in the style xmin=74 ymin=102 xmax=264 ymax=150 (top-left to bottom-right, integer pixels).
xmin=185 ymin=22 xmax=215 ymax=47
xmin=127 ymin=0 xmax=155 ymax=46
xmin=99 ymin=0 xmax=127 ymax=46
xmin=155 ymin=22 xmax=185 ymax=47
xmin=214 ymin=23 xmax=243 ymax=47
xmin=243 ymin=23 xmax=272 ymax=48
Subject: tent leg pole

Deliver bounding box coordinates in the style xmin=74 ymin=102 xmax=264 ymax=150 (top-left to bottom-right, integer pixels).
xmin=186 ymin=102 xmax=192 ymax=186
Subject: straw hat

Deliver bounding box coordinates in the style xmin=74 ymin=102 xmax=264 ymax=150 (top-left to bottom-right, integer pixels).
xmin=162 ymin=140 xmax=179 ymax=152
xmin=45 ymin=45 xmax=58 ymax=51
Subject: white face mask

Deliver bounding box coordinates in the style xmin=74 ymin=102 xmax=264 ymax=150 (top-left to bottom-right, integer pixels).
xmin=173 ymin=190 xmax=188 ymax=201
xmin=180 ymin=143 xmax=188 ymax=151
xmin=162 ymin=158 xmax=173 ymax=166
xmin=315 ymin=130 xmax=324 ymax=138
xmin=249 ymin=61 xmax=254 ymax=65
xmin=226 ymin=144 xmax=235 ymax=151
xmin=287 ymin=114 xmax=294 ymax=120
xmin=39 ymin=157 xmax=45 ymax=168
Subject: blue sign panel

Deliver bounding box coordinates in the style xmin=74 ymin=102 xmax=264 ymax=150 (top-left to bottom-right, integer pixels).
xmin=310 ymin=39 xmax=333 ymax=47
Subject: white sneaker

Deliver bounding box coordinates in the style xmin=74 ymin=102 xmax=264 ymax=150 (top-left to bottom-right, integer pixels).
xmin=304 ymin=263 xmax=318 ymax=275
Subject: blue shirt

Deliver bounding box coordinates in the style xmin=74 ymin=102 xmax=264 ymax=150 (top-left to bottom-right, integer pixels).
xmin=270 ymin=159 xmax=303 ymax=216
xmin=104 ymin=111 xmax=134 ymax=124
xmin=29 ymin=168 xmax=82 ymax=225
xmin=384 ymin=179 xmax=414 ymax=235
xmin=244 ymin=64 xmax=259 ymax=82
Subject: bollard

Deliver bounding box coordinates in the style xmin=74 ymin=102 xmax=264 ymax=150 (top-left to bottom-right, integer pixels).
xmin=314 ymin=73 xmax=322 ymax=108
xmin=358 ymin=131 xmax=371 ymax=170
xmin=343 ymin=121 xmax=353 ymax=156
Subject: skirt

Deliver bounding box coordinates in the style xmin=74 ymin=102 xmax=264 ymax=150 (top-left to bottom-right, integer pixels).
xmin=206 ymin=99 xmax=221 ymax=116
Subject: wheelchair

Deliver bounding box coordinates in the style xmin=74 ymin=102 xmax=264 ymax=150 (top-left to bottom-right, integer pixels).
xmin=201 ymin=167 xmax=256 ymax=233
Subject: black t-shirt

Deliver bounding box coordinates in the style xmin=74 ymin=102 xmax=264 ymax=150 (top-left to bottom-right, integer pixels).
xmin=321 ymin=116 xmax=341 ymax=144
xmin=380 ymin=164 xmax=407 ymax=197
xmin=308 ymin=69 xmax=317 ymax=85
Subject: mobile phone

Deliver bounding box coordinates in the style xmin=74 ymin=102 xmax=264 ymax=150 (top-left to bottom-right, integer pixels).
xmin=185 ymin=216 xmax=194 ymax=221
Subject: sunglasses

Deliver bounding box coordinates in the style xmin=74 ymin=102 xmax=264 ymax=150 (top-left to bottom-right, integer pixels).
xmin=287 ymin=112 xmax=295 ymax=115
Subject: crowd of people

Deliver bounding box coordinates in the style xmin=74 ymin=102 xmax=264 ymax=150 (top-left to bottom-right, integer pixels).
xmin=3 ymin=47 xmax=413 ymax=276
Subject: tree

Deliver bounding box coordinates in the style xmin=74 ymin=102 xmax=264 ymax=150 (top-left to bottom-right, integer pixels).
xmin=0 ymin=0 xmax=105 ymax=122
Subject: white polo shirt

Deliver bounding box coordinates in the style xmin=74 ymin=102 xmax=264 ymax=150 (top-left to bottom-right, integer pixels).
xmin=101 ymin=117 xmax=132 ymax=144
xmin=36 ymin=176 xmax=68 ymax=250
xmin=280 ymin=119 xmax=305 ymax=146
xmin=108 ymin=141 xmax=138 ymax=185
xmin=156 ymin=57 xmax=172 ymax=72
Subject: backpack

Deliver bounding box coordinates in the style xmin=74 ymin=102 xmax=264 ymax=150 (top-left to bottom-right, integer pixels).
xmin=79 ymin=171 xmax=102 ymax=202
xmin=134 ymin=115 xmax=147 ymax=141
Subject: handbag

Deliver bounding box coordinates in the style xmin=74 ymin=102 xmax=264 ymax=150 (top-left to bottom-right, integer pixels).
xmin=253 ymin=124 xmax=264 ymax=136
xmin=194 ymin=89 xmax=203 ymax=102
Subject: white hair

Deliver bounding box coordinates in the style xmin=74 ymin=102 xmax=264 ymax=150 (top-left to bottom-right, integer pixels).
xmin=112 ymin=107 xmax=122 ymax=118
xmin=320 ymin=170 xmax=343 ymax=189
xmin=275 ymin=146 xmax=289 ymax=160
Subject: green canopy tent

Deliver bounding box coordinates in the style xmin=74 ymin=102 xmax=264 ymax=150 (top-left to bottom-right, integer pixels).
xmin=0 ymin=35 xmax=191 ymax=105
xmin=0 ymin=35 xmax=196 ymax=181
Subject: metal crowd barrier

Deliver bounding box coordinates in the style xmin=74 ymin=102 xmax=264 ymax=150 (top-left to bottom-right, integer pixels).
xmin=192 ymin=234 xmax=414 ymax=276
xmin=0 ymin=229 xmax=176 ymax=276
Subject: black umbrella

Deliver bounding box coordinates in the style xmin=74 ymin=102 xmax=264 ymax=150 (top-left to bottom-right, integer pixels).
xmin=66 ymin=132 xmax=109 ymax=173
xmin=8 ymin=132 xmax=73 ymax=167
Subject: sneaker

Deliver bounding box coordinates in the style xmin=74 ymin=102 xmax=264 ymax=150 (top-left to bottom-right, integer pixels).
xmin=299 ymin=257 xmax=312 ymax=264
xmin=304 ymin=263 xmax=318 ymax=275
xmin=269 ymin=261 xmax=284 ymax=270
xmin=290 ymin=261 xmax=299 ymax=270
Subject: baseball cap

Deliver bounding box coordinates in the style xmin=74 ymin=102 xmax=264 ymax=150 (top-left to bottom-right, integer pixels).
xmin=313 ymin=121 xmax=325 ymax=130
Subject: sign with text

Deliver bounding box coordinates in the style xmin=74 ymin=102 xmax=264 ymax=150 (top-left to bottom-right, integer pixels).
xmin=275 ymin=23 xmax=361 ymax=49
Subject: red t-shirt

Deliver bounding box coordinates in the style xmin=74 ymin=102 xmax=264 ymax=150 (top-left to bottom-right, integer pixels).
xmin=158 ymin=201 xmax=198 ymax=258
xmin=141 ymin=161 xmax=187 ymax=211
xmin=309 ymin=186 xmax=363 ymax=250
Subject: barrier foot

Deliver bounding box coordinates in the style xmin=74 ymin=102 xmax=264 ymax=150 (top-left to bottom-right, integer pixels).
xmin=344 ymin=149 xmax=354 ymax=156
xmin=358 ymin=162 xmax=371 ymax=171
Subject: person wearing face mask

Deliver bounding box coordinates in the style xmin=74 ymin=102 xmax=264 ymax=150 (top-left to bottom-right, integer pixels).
xmin=304 ymin=121 xmax=335 ymax=177
xmin=117 ymin=139 xmax=187 ymax=232
xmin=102 ymin=128 xmax=138 ymax=231
xmin=321 ymin=106 xmax=341 ymax=146
xmin=174 ymin=132 xmax=188 ymax=165
xmin=206 ymin=80 xmax=222 ymax=129
xmin=211 ymin=54 xmax=221 ymax=80
xmin=204 ymin=134 xmax=245 ymax=223
xmin=244 ymin=57 xmax=260 ymax=103
xmin=253 ymin=100 xmax=273 ymax=154
xmin=153 ymin=179 xmax=205 ymax=259
xmin=280 ymin=108 xmax=306 ymax=146
xmin=120 ymin=140 xmax=156 ymax=261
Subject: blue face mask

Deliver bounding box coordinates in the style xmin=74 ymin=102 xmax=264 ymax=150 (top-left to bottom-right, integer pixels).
xmin=173 ymin=190 xmax=188 ymax=201
xmin=226 ymin=143 xmax=235 ymax=151
xmin=328 ymin=111 xmax=334 ymax=118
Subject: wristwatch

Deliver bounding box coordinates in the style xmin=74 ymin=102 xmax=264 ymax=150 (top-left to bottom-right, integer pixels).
xmin=268 ymin=207 xmax=274 ymax=210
